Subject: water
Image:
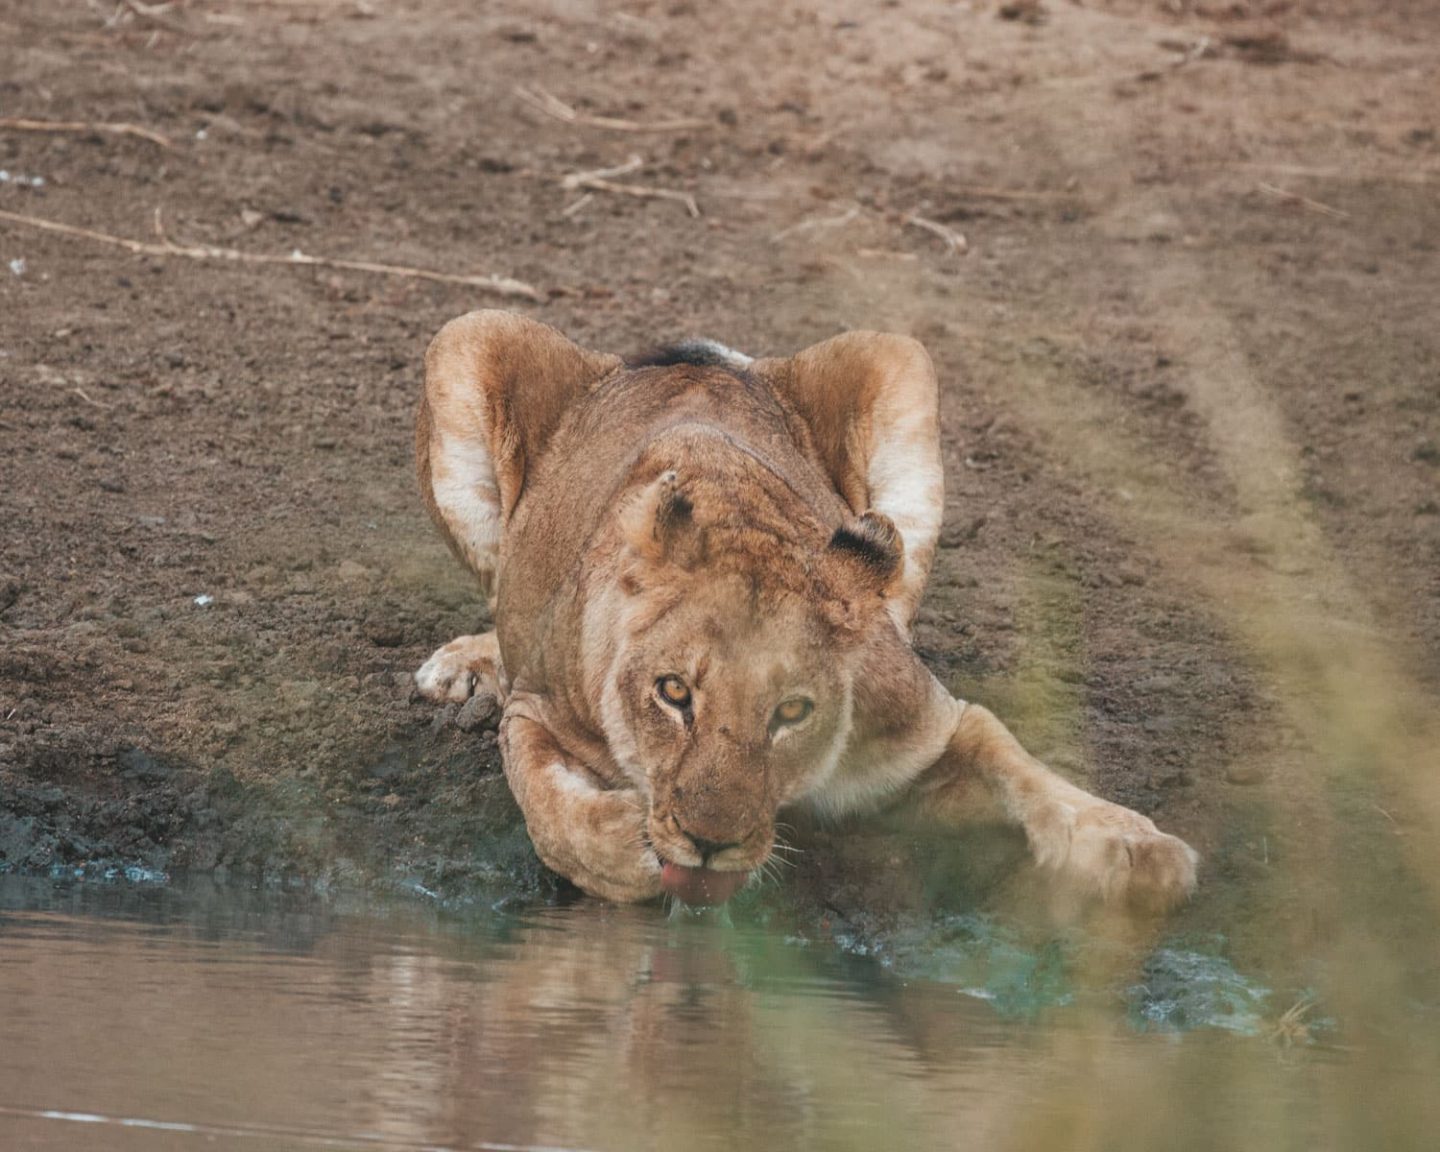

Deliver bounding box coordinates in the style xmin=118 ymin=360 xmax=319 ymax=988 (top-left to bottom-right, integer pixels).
xmin=2 ymin=874 xmax=1433 ymax=1152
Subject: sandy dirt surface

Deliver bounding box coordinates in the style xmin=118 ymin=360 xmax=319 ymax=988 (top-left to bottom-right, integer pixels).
xmin=2 ymin=0 xmax=1437 ymax=954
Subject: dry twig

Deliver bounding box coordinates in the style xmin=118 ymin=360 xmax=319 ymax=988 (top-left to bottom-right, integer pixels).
xmin=560 ymin=156 xmax=647 ymax=186
xmin=572 ymin=178 xmax=700 ymax=218
xmin=560 ymin=156 xmax=700 ymax=218
xmin=1258 ymin=182 xmax=1350 ymax=220
xmin=772 ymin=205 xmax=861 ymax=241
xmin=1174 ymin=35 xmax=1213 ymax=68
xmin=516 ymin=85 xmax=709 ymax=134
xmin=1233 ymin=161 xmax=1439 ymax=185
xmin=72 ymin=387 xmax=113 ymax=410
xmin=116 ymin=0 xmax=188 ymax=34
xmin=0 ymin=207 xmax=541 ymax=299
xmin=902 ymin=213 xmax=968 ymax=255
xmin=949 ymin=184 xmax=1069 ymax=201
xmin=560 ymin=192 xmax=594 ymax=218
xmin=856 ymin=248 xmax=919 ymax=261
xmin=0 ymin=116 xmax=173 ymax=149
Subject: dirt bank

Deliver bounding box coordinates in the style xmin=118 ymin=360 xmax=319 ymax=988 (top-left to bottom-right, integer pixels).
xmin=3 ymin=0 xmax=1437 ymax=957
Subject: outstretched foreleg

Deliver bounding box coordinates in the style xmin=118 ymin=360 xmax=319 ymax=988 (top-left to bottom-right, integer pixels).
xmin=907 ymin=701 xmax=1199 ymax=908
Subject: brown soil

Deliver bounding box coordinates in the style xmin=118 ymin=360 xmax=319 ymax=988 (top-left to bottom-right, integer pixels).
xmin=2 ymin=0 xmax=1437 ymax=947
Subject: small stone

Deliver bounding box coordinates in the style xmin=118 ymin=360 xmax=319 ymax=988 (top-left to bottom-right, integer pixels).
xmin=366 ymin=620 xmax=406 ymax=648
xmin=456 ymin=691 xmax=501 ymax=733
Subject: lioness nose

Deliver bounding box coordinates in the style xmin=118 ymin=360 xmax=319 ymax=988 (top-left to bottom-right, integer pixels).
xmin=687 ymin=833 xmax=742 ymax=864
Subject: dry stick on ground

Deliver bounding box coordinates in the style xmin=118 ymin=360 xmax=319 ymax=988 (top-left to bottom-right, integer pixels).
xmin=516 ymin=85 xmax=710 ymax=134
xmin=560 ymin=155 xmax=700 ymax=218
xmin=0 ymin=208 xmax=542 ymax=300
xmin=948 ymin=184 xmax=1070 ymax=201
xmin=124 ymin=1 xmax=179 ymax=20
xmin=72 ymin=387 xmax=114 ymax=411
xmin=856 ymin=248 xmax=919 ymax=261
xmin=902 ymin=213 xmax=968 ymax=255
xmin=563 ymin=155 xmax=646 ymax=183
xmin=104 ymin=0 xmax=189 ymax=35
xmin=560 ymin=192 xmax=594 ymax=218
xmin=0 ymin=117 xmax=173 ymax=149
xmin=1235 ymin=161 xmax=1439 ymax=185
xmin=1257 ymin=182 xmax=1350 ymax=220
xmin=772 ymin=204 xmax=862 ymax=241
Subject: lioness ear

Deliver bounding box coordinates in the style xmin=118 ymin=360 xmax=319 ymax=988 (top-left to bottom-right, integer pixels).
xmin=421 ymin=309 xmax=620 ymax=532
xmin=751 ymin=331 xmax=941 ymax=636
xmin=826 ymin=511 xmax=904 ymax=597
xmin=621 ymin=470 xmax=701 ymax=567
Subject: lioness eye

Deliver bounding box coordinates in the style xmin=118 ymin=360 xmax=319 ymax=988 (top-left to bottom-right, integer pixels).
xmin=656 ymin=675 xmax=692 ymax=709
xmin=774 ymin=698 xmax=814 ymax=726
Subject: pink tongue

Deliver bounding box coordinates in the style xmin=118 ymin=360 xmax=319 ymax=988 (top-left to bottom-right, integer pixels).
xmin=660 ymin=862 xmax=748 ymax=907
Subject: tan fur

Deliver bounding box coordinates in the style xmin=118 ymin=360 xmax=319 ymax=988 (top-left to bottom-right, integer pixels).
xmin=416 ymin=311 xmax=1198 ymax=907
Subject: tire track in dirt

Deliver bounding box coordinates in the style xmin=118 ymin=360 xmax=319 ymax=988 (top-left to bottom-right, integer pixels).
xmin=879 ymin=2 xmax=1440 ymax=1025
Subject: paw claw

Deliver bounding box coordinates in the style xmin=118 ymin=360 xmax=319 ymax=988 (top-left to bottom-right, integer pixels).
xmin=415 ymin=634 xmax=504 ymax=704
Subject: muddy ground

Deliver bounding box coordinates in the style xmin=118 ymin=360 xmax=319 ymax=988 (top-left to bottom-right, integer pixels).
xmin=2 ymin=0 xmax=1437 ymax=960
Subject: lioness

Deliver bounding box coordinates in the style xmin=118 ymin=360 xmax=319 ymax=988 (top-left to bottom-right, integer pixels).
xmin=414 ymin=311 xmax=1198 ymax=908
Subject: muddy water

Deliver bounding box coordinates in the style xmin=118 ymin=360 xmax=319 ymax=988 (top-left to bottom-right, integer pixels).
xmin=1 ymin=875 xmax=1434 ymax=1152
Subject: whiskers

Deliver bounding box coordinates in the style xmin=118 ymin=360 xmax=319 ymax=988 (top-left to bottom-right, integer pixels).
xmin=769 ymin=824 xmax=805 ymax=867
xmin=753 ymin=831 xmax=805 ymax=890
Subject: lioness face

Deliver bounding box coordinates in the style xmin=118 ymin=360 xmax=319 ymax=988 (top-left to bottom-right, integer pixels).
xmin=597 ymin=467 xmax=903 ymax=896
xmin=610 ymin=574 xmax=854 ymax=876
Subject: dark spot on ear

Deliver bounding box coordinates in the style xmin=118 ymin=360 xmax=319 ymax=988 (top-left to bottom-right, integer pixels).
xmin=624 ymin=469 xmax=705 ymax=568
xmin=655 ymin=485 xmax=693 ymax=538
xmin=829 ymin=511 xmax=902 ymax=585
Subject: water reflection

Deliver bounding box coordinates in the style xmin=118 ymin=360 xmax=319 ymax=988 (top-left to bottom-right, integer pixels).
xmin=3 ymin=876 xmax=1432 ymax=1151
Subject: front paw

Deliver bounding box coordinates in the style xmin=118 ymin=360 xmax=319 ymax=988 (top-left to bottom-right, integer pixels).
xmin=532 ymin=789 xmax=664 ymax=904
xmin=415 ymin=633 xmax=503 ymax=703
xmin=1029 ymin=798 xmax=1198 ymax=909
xmin=576 ymin=850 xmax=665 ymax=904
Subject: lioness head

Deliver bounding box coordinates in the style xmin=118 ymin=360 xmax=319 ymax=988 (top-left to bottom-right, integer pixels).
xmin=593 ymin=441 xmax=904 ymax=897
